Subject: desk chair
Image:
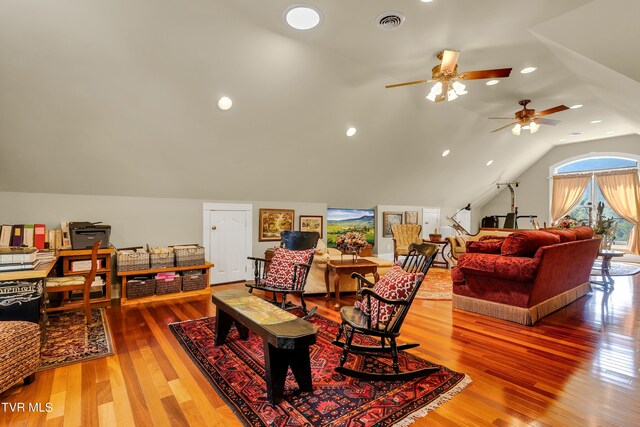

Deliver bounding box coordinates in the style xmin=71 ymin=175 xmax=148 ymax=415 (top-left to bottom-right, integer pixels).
xmin=45 ymin=240 xmax=100 ymax=324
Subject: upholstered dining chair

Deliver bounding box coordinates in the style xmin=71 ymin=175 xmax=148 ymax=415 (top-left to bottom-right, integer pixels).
xmin=332 ymin=244 xmax=439 ymax=380
xmin=391 ymin=224 xmax=423 ymax=261
xmin=246 ymin=231 xmax=320 ymax=318
xmin=45 ymin=240 xmax=100 ymax=324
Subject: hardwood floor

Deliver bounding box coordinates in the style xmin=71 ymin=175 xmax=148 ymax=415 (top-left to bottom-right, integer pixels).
xmin=1 ymin=275 xmax=639 ymax=426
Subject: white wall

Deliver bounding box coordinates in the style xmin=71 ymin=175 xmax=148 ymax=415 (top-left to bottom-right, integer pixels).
xmin=479 ymin=134 xmax=640 ymax=227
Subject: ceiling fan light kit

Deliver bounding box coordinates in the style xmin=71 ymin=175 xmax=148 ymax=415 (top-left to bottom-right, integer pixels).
xmin=491 ymin=99 xmax=568 ymax=135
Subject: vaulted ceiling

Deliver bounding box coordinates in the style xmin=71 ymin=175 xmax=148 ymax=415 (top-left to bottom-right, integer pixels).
xmin=1 ymin=0 xmax=638 ymax=210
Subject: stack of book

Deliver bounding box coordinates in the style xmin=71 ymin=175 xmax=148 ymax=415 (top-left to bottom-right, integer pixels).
xmin=0 ymin=247 xmax=41 ymax=272
xmin=0 ymin=223 xmax=71 ymax=250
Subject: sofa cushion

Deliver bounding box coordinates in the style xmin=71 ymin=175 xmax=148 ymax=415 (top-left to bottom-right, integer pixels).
xmin=542 ymin=228 xmax=577 ymax=242
xmin=264 ymin=247 xmax=315 ymax=289
xmin=354 ymin=265 xmax=423 ymax=326
xmin=466 ymin=240 xmax=503 ymax=254
xmin=458 ymin=253 xmax=540 ymax=283
xmin=451 ymin=267 xmax=466 ymax=285
xmin=572 ymin=226 xmax=595 ymax=240
xmin=455 ymin=235 xmax=471 ymax=249
xmin=501 ymin=230 xmax=561 ymax=257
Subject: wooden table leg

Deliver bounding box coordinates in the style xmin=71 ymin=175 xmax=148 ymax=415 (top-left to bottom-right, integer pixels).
xmin=373 ymin=270 xmax=380 ymax=283
xmin=214 ymin=309 xmax=233 ymax=345
xmin=264 ymin=342 xmax=289 ymax=404
xmin=324 ymin=266 xmax=331 ymax=300
xmin=333 ymin=272 xmax=341 ymax=310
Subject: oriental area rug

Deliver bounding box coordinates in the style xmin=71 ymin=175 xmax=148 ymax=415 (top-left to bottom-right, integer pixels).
xmin=38 ymin=308 xmax=114 ymax=371
xmin=415 ymin=268 xmax=452 ymax=300
xmin=591 ymin=261 xmax=640 ymax=277
xmin=170 ymin=314 xmax=470 ymax=427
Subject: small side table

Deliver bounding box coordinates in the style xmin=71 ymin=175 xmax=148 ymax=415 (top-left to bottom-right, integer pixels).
xmin=426 ymin=240 xmax=450 ymax=269
xmin=590 ymin=250 xmax=624 ymax=291
xmin=325 ymin=259 xmax=379 ymax=310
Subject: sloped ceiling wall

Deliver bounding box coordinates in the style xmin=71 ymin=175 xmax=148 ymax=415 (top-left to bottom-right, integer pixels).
xmin=0 ymin=0 xmax=637 ymax=211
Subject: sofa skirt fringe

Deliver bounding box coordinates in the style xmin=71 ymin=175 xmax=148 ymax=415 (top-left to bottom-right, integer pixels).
xmin=452 ymin=282 xmax=592 ymax=325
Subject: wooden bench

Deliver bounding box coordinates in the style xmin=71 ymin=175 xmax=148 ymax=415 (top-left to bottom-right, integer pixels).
xmin=211 ymin=289 xmax=317 ymax=404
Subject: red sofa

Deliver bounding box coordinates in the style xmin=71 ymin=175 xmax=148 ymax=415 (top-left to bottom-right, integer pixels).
xmin=452 ymin=227 xmax=600 ymax=325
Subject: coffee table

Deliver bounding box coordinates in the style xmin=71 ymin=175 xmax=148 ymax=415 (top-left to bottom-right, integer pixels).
xmin=325 ymin=258 xmax=379 ymax=309
xmin=590 ymin=249 xmax=625 ymax=291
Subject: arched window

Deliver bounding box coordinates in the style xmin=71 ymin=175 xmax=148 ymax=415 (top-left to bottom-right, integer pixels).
xmin=553 ymin=155 xmax=638 ymax=246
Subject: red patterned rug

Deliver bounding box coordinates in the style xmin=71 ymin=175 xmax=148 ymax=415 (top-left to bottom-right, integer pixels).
xmin=415 ymin=268 xmax=452 ymax=300
xmin=170 ymin=313 xmax=470 ymax=426
xmin=38 ymin=308 xmax=114 ymax=371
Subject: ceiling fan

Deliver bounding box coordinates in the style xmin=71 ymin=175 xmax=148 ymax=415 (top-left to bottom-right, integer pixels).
xmin=490 ymin=100 xmax=569 ymax=135
xmin=385 ymin=50 xmax=512 ymax=102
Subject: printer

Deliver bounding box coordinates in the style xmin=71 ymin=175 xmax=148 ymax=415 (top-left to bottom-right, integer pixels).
xmin=69 ymin=222 xmax=111 ymax=250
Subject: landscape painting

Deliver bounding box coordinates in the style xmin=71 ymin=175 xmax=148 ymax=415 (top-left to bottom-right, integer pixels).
xmin=327 ymin=208 xmax=375 ymax=248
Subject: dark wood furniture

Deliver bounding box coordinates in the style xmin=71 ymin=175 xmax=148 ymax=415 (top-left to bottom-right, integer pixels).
xmin=45 ymin=241 xmax=101 ymax=322
xmin=590 ymin=249 xmax=625 ymax=291
xmin=212 ymin=289 xmax=317 ymax=404
xmin=117 ymin=262 xmax=214 ymax=305
xmin=325 ymin=258 xmax=379 ymax=309
xmin=427 ymin=239 xmax=450 ymax=268
xmin=333 ymin=245 xmax=439 ymax=380
xmin=246 ymin=231 xmax=319 ymax=317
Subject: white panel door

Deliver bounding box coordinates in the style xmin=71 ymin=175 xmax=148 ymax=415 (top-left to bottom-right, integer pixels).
xmin=208 ymin=210 xmax=248 ymax=284
xmin=422 ymin=208 xmax=441 ymax=239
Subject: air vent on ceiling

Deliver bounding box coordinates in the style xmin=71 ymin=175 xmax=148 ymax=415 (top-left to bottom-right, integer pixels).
xmin=376 ymin=12 xmax=405 ymax=30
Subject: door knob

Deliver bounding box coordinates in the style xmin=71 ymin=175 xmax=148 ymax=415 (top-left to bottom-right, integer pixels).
xmin=211 ymin=226 xmax=217 ymax=230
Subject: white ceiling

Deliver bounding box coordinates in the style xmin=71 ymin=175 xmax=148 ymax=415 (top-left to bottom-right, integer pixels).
xmin=1 ymin=0 xmax=638 ymax=210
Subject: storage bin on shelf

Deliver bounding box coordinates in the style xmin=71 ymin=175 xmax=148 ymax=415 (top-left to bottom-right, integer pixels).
xmin=117 ymin=248 xmax=150 ymax=272
xmin=173 ymin=245 xmax=205 ymax=267
xmin=126 ymin=277 xmax=156 ymax=299
xmin=149 ymin=247 xmax=175 ymax=269
xmin=155 ymin=272 xmax=182 ymax=295
xmin=181 ymin=272 xmax=207 ymax=291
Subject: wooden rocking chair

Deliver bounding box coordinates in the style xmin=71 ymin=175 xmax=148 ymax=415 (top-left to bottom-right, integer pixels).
xmin=332 ymin=243 xmax=438 ymax=380
xmin=246 ymin=231 xmax=319 ymax=318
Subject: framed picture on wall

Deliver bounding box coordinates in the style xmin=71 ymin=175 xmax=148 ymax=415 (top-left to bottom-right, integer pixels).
xmin=405 ymin=211 xmax=418 ymax=225
xmin=382 ymin=211 xmax=403 ymax=237
xmin=259 ymin=208 xmax=295 ymax=241
xmin=299 ymin=215 xmax=323 ymax=236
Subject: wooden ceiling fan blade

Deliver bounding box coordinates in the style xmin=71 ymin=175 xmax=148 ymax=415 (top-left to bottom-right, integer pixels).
xmin=441 ymin=50 xmax=460 ymax=73
xmin=491 ymin=122 xmax=517 ymax=133
xmin=488 ymin=117 xmax=516 ymax=120
xmin=536 ymin=105 xmax=569 ymax=117
xmin=460 ymin=68 xmax=512 ymax=80
xmin=385 ymin=79 xmax=431 ymax=88
xmin=537 ymin=118 xmax=561 ymax=126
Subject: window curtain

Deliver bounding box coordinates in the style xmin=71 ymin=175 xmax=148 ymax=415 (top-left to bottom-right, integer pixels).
xmin=551 ymin=174 xmax=591 ymax=222
xmin=595 ymin=169 xmax=640 ymax=254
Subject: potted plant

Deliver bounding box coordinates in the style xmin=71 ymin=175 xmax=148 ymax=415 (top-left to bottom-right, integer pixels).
xmin=428 ymin=228 xmax=442 ymax=242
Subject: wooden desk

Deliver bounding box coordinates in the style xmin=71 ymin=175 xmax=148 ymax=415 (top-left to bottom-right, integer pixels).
xmin=325 ymin=258 xmax=379 ymax=309
xmin=0 ymin=258 xmax=58 ymax=281
xmin=212 ymin=289 xmax=316 ymax=404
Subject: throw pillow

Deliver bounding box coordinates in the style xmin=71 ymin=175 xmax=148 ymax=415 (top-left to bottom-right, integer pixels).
xmin=466 ymin=240 xmax=503 ymax=254
xmin=264 ymin=247 xmax=315 ymax=290
xmin=572 ymin=226 xmax=595 ymax=240
xmin=542 ymin=228 xmax=577 ymax=242
xmin=501 ymin=230 xmax=561 ymax=257
xmin=455 ymin=235 xmax=471 ymax=249
xmin=478 ymin=235 xmax=508 ymax=242
xmin=354 ymin=265 xmax=423 ymax=326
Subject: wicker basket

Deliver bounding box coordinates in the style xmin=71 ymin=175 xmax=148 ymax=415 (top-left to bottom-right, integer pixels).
xmin=150 ymin=252 xmax=175 ymax=269
xmin=182 ymin=273 xmax=207 ymax=292
xmin=155 ymin=276 xmax=182 ymax=295
xmin=117 ymin=250 xmax=150 ymax=272
xmin=126 ymin=278 xmax=155 ymax=299
xmin=174 ymin=245 xmax=205 ymax=267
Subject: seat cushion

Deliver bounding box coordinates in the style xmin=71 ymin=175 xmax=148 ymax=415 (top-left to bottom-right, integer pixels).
xmin=264 ymin=247 xmax=315 ymax=290
xmin=45 ymin=276 xmax=86 ymax=287
xmin=354 ymin=265 xmax=423 ymax=326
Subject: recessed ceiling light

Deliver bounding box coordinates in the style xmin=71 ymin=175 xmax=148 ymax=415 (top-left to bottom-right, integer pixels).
xmin=589 ymin=120 xmax=602 ymax=124
xmin=606 ymin=131 xmax=616 ymax=134
xmin=442 ymin=149 xmax=450 ymax=157
xmin=570 ymin=104 xmax=583 ymax=109
xmin=559 ymin=138 xmax=568 ymax=142
xmin=346 ymin=127 xmax=357 ymax=137
xmin=420 ymin=0 xmax=434 ymax=2
xmin=486 ymin=160 xmax=493 ymax=166
xmin=569 ymin=132 xmax=583 ymax=137
xmin=285 ymin=5 xmax=321 ymax=30
xmin=217 ymin=96 xmax=233 ymax=111
xmin=485 ymin=80 xmax=500 ymax=86
xmin=520 ymin=67 xmax=537 ymax=74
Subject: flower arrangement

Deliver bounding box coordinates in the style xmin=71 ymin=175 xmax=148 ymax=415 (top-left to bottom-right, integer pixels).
xmin=552 ymin=215 xmax=580 ymax=229
xmin=592 ymin=202 xmax=617 ymax=249
xmin=335 ymin=231 xmax=367 ymax=254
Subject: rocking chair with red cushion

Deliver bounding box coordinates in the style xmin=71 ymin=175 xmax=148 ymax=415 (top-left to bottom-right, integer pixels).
xmin=332 ymin=243 xmax=439 ymax=380
xmin=245 ymin=231 xmax=319 ymax=318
